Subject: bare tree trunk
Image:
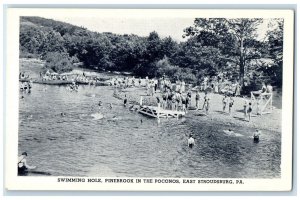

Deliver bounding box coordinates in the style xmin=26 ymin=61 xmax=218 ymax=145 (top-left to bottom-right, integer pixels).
xmin=239 ymin=37 xmax=245 ymax=86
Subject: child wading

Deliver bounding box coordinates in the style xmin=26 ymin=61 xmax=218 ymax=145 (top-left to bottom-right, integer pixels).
xmin=253 ymin=129 xmax=261 ymax=143
xmin=188 ymin=134 xmax=195 ymax=148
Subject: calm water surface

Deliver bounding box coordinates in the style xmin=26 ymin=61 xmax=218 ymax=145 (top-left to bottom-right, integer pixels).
xmin=19 ymin=84 xmax=281 ymax=178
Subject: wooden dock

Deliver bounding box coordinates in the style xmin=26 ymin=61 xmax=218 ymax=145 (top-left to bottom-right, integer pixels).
xmin=138 ymin=105 xmax=185 ymax=118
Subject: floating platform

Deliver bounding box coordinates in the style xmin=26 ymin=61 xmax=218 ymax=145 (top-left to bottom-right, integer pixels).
xmin=138 ymin=105 xmax=185 ymax=118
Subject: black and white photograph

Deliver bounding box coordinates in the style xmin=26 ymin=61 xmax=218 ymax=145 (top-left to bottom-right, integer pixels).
xmin=5 ymin=8 xmax=294 ymax=191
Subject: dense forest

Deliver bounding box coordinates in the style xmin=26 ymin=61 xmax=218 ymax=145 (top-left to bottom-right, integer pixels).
xmin=20 ymin=17 xmax=283 ymax=90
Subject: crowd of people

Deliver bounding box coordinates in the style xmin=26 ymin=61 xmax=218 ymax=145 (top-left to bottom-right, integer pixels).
xmin=113 ymin=73 xmax=274 ymax=124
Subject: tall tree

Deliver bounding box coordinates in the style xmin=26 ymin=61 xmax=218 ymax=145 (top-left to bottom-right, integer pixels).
xmin=265 ymin=19 xmax=284 ymax=86
xmin=184 ymin=18 xmax=263 ymax=85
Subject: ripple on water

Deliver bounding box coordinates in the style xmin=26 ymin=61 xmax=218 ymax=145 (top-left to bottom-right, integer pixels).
xmin=18 ymin=84 xmax=281 ymax=178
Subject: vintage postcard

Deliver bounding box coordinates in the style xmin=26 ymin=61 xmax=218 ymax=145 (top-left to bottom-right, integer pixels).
xmin=5 ymin=8 xmax=294 ymax=191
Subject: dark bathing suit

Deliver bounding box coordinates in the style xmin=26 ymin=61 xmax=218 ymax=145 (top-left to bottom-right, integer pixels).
xmin=18 ymin=159 xmax=28 ymax=175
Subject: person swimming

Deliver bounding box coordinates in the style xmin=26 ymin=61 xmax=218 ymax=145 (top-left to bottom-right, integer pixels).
xmin=98 ymin=101 xmax=102 ymax=107
xmin=188 ymin=134 xmax=195 ymax=148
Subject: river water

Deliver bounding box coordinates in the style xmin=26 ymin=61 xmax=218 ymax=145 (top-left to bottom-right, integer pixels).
xmin=19 ymin=84 xmax=281 ymax=178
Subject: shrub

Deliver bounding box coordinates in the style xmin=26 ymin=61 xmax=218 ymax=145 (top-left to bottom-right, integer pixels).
xmin=44 ymin=52 xmax=74 ymax=73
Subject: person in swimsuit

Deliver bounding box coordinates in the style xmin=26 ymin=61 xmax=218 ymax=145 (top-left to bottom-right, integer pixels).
xmin=195 ymin=91 xmax=200 ymax=110
xmin=156 ymin=96 xmax=161 ymax=109
xmin=205 ymin=98 xmax=210 ymax=115
xmin=202 ymin=92 xmax=208 ymax=110
xmin=167 ymin=92 xmax=172 ymax=110
xmin=188 ymin=134 xmax=195 ymax=148
xmin=171 ymin=93 xmax=176 ymax=111
xmin=222 ymin=94 xmax=227 ymax=112
xmin=248 ymin=102 xmax=252 ymax=122
xmin=181 ymin=95 xmax=187 ymax=113
xmin=228 ymin=96 xmax=234 ymax=116
xmin=175 ymin=92 xmax=181 ymax=111
xmin=243 ymin=96 xmax=248 ymax=120
xmin=187 ymin=91 xmax=192 ymax=108
xmin=124 ymin=95 xmax=128 ymax=107
xmin=253 ymin=129 xmax=261 ymax=143
xmin=18 ymin=152 xmax=36 ymax=175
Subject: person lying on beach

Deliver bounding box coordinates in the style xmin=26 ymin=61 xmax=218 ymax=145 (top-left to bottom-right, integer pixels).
xmin=188 ymin=134 xmax=195 ymax=148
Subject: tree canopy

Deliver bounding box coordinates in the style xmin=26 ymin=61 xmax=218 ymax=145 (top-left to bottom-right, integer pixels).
xmin=20 ymin=17 xmax=284 ymax=89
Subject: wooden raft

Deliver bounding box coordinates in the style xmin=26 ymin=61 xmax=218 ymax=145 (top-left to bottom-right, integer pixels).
xmin=138 ymin=105 xmax=185 ymax=118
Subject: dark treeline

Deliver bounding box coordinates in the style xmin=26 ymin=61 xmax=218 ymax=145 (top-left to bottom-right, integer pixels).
xmin=20 ymin=17 xmax=283 ymax=90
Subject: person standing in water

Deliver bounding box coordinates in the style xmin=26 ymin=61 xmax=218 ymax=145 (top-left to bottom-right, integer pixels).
xmin=188 ymin=134 xmax=195 ymax=148
xmin=253 ymin=129 xmax=261 ymax=143
xmin=18 ymin=152 xmax=36 ymax=175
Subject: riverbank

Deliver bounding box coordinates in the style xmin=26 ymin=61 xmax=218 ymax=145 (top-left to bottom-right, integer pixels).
xmin=20 ymin=57 xmax=282 ymax=133
xmin=113 ymin=86 xmax=282 ymax=133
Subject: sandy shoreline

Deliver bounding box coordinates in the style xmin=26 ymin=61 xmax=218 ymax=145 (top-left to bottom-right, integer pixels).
xmin=20 ymin=58 xmax=282 ymax=133
xmin=113 ymin=86 xmax=282 ymax=133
